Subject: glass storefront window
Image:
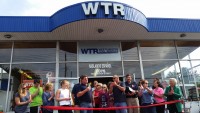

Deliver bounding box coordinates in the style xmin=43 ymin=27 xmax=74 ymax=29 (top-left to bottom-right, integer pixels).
xmin=59 ymin=42 xmax=77 ymax=61
xmin=13 ymin=42 xmax=56 ymax=62
xmin=79 ymin=62 xmax=123 ymax=77
xmin=179 ymin=61 xmax=199 ymax=99
xmin=123 ymin=61 xmax=141 ymax=82
xmin=179 ymin=61 xmax=195 ymax=84
xmin=121 ymin=42 xmax=138 ymax=60
xmin=0 ymin=42 xmax=12 ymax=63
xmin=176 ymin=41 xmax=200 ymax=60
xmin=140 ymin=41 xmax=177 ymax=60
xmin=11 ymin=63 xmax=56 ymax=91
xmin=143 ymin=60 xmax=180 ymax=86
xmin=59 ymin=62 xmax=77 ymax=77
xmin=0 ymin=64 xmax=10 ymax=91
xmin=0 ymin=64 xmax=10 ymax=112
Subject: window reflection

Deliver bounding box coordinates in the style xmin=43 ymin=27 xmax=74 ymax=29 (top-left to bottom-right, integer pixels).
xmin=11 ymin=63 xmax=55 ymax=91
xmin=140 ymin=41 xmax=177 ymax=60
xmin=0 ymin=42 xmax=12 ymax=63
xmin=143 ymin=60 xmax=179 ymax=86
xmin=59 ymin=42 xmax=77 ymax=61
xmin=123 ymin=61 xmax=141 ymax=79
xmin=0 ymin=64 xmax=10 ymax=112
xmin=179 ymin=61 xmax=199 ymax=99
xmin=177 ymin=41 xmax=200 ymax=60
xmin=0 ymin=64 xmax=10 ymax=91
xmin=121 ymin=42 xmax=138 ymax=60
xmin=59 ymin=63 xmax=77 ymax=77
xmin=13 ymin=42 xmax=56 ymax=62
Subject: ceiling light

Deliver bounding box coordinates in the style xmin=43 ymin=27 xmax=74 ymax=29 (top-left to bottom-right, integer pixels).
xmin=4 ymin=34 xmax=12 ymax=39
xmin=97 ymin=28 xmax=104 ymax=33
xmin=180 ymin=33 xmax=186 ymax=38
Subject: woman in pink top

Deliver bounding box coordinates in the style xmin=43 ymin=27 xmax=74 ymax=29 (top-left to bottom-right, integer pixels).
xmin=153 ymin=80 xmax=165 ymax=113
xmin=93 ymin=83 xmax=102 ymax=113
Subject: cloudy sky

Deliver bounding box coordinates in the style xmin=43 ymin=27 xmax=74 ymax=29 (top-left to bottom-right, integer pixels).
xmin=0 ymin=0 xmax=200 ymax=18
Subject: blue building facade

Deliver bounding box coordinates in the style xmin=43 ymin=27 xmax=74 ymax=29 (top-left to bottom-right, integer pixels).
xmin=0 ymin=1 xmax=200 ymax=112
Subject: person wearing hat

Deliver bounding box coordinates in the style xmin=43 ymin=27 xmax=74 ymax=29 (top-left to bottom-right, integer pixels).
xmin=29 ymin=79 xmax=43 ymax=113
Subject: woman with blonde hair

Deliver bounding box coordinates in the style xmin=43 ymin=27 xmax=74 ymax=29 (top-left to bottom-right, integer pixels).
xmin=15 ymin=83 xmax=32 ymax=113
xmin=55 ymin=80 xmax=72 ymax=113
xmin=42 ymin=83 xmax=54 ymax=113
xmin=93 ymin=83 xmax=102 ymax=113
xmin=98 ymin=84 xmax=109 ymax=113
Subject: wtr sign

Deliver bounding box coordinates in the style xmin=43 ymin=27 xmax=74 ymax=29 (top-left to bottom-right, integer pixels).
xmin=81 ymin=48 xmax=118 ymax=54
xmin=79 ymin=42 xmax=121 ymax=62
xmin=82 ymin=2 xmax=125 ymax=16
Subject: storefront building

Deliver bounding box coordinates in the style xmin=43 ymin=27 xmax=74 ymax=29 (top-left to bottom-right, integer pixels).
xmin=0 ymin=1 xmax=200 ymax=112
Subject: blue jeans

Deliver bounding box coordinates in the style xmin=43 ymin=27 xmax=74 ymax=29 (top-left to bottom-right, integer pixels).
xmin=142 ymin=103 xmax=157 ymax=113
xmin=114 ymin=102 xmax=127 ymax=113
xmin=80 ymin=102 xmax=93 ymax=113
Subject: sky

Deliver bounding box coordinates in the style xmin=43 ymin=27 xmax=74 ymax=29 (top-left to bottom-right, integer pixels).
xmin=0 ymin=0 xmax=200 ymax=18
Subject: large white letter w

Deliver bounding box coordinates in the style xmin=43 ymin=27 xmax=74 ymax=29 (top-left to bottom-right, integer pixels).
xmin=82 ymin=2 xmax=99 ymax=15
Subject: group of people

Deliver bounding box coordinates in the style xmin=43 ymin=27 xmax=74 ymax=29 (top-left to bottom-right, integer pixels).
xmin=14 ymin=74 xmax=183 ymax=113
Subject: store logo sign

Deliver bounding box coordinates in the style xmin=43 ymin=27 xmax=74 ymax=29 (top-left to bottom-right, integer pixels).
xmin=81 ymin=48 xmax=118 ymax=54
xmin=82 ymin=2 xmax=125 ymax=16
xmin=79 ymin=42 xmax=121 ymax=62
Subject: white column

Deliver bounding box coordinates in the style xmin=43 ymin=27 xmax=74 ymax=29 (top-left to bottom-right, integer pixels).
xmin=5 ymin=42 xmax=14 ymax=112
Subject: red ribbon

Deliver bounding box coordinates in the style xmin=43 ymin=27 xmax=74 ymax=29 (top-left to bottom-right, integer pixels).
xmin=42 ymin=100 xmax=183 ymax=110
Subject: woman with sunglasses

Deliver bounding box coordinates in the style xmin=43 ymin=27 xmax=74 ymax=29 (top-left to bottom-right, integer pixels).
xmin=15 ymin=83 xmax=32 ymax=113
xmin=138 ymin=80 xmax=156 ymax=113
xmin=93 ymin=83 xmax=103 ymax=113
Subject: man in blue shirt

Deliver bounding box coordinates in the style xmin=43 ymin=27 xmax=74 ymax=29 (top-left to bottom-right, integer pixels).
xmin=125 ymin=74 xmax=139 ymax=113
xmin=77 ymin=75 xmax=93 ymax=113
xmin=72 ymin=78 xmax=81 ymax=113
xmin=109 ymin=75 xmax=127 ymax=113
xmin=138 ymin=80 xmax=156 ymax=113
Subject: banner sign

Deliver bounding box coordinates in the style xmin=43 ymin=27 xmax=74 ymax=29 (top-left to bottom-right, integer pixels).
xmin=89 ymin=63 xmax=112 ymax=76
